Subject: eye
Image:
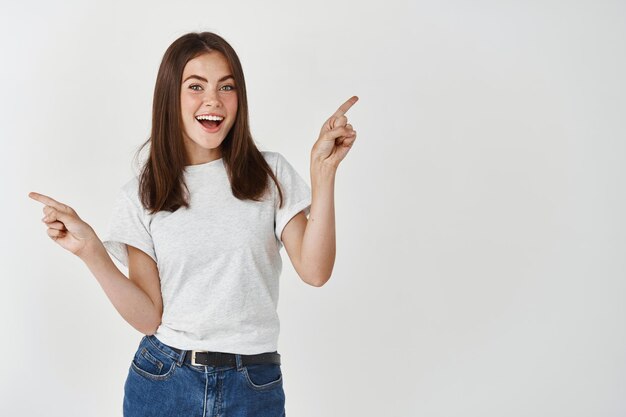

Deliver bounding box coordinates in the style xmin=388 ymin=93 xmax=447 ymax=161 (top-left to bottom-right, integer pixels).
xmin=220 ymin=85 xmax=236 ymax=91
xmin=189 ymin=84 xmax=203 ymax=91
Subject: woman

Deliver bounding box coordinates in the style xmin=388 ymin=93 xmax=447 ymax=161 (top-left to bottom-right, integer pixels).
xmin=29 ymin=31 xmax=358 ymax=416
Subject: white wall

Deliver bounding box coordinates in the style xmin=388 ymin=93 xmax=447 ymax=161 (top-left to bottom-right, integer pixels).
xmin=3 ymin=0 xmax=625 ymax=416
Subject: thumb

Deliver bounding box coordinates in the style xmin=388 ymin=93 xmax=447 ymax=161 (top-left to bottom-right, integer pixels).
xmin=321 ymin=124 xmax=353 ymax=142
xmin=330 ymin=115 xmax=348 ymax=130
xmin=46 ymin=208 xmax=87 ymax=238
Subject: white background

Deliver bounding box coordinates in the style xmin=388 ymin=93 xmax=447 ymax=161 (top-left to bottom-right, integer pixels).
xmin=3 ymin=0 xmax=625 ymax=416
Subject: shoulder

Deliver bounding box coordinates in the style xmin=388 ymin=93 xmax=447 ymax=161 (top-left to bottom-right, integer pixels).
xmin=260 ymin=150 xmax=293 ymax=173
xmin=260 ymin=150 xmax=281 ymax=168
xmin=114 ymin=175 xmax=143 ymax=209
xmin=117 ymin=175 xmax=139 ymax=197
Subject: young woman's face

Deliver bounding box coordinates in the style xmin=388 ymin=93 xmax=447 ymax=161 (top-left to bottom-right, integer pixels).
xmin=180 ymin=51 xmax=238 ymax=164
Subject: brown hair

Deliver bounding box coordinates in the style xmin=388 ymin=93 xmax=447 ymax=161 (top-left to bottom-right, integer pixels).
xmin=133 ymin=31 xmax=284 ymax=214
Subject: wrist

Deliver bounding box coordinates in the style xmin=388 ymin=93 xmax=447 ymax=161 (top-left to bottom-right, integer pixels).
xmin=77 ymin=238 xmax=106 ymax=264
xmin=311 ymin=158 xmax=337 ymax=177
xmin=311 ymin=164 xmax=336 ymax=186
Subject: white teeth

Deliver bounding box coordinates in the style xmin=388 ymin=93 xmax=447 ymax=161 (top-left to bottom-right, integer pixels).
xmin=196 ymin=115 xmax=224 ymax=121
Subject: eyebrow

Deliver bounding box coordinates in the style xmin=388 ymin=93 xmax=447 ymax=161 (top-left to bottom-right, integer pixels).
xmin=182 ymin=74 xmax=234 ymax=83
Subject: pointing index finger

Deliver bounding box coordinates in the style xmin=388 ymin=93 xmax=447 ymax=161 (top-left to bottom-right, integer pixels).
xmin=28 ymin=192 xmax=66 ymax=210
xmin=332 ymin=95 xmax=359 ymax=119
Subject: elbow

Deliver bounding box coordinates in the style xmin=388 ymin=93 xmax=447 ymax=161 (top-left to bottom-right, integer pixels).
xmin=141 ymin=326 xmax=158 ymax=336
xmin=300 ymin=262 xmax=333 ymax=287
xmin=304 ymin=274 xmax=331 ymax=288
xmin=142 ymin=317 xmax=162 ymax=336
xmin=143 ymin=327 xmax=158 ymax=336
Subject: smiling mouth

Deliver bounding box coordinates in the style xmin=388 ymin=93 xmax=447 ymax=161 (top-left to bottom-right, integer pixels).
xmin=197 ymin=118 xmax=223 ymax=129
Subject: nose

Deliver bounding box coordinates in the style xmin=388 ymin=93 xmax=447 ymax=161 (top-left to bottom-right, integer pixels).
xmin=203 ymin=90 xmax=222 ymax=107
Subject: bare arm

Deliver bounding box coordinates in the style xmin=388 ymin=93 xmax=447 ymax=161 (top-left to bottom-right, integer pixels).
xmin=281 ymin=96 xmax=358 ymax=287
xmin=80 ymin=241 xmax=162 ymax=335
xmin=282 ymin=165 xmax=337 ymax=287
xmin=29 ymin=191 xmax=161 ymax=335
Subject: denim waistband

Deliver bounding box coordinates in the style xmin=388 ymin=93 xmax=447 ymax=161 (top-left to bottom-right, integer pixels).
xmin=145 ymin=335 xmax=186 ymax=361
xmin=144 ymin=334 xmax=280 ymax=369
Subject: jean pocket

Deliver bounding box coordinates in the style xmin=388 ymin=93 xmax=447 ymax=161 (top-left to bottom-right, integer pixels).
xmin=242 ymin=363 xmax=283 ymax=391
xmin=130 ymin=338 xmax=177 ymax=381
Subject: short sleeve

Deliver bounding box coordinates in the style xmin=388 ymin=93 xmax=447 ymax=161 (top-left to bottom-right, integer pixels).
xmin=102 ymin=185 xmax=157 ymax=268
xmin=273 ymin=152 xmax=312 ymax=246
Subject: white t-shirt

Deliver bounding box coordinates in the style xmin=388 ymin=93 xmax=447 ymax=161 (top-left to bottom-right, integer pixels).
xmin=102 ymin=151 xmax=311 ymax=354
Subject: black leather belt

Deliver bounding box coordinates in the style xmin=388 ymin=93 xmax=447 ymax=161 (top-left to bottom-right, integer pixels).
xmin=169 ymin=346 xmax=281 ymax=367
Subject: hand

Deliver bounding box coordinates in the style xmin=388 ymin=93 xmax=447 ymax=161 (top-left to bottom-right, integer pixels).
xmin=311 ymin=96 xmax=359 ymax=168
xmin=28 ymin=192 xmax=100 ymax=258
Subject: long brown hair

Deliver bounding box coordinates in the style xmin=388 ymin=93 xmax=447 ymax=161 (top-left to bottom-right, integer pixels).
xmin=133 ymin=31 xmax=285 ymax=214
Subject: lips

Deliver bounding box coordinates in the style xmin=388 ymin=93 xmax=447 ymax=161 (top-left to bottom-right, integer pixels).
xmin=196 ymin=117 xmax=223 ymax=133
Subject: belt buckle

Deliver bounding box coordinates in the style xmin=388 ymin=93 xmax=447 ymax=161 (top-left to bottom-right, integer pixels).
xmin=191 ymin=350 xmax=206 ymax=366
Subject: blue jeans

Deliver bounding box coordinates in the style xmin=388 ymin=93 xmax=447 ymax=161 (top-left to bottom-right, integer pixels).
xmin=123 ymin=335 xmax=286 ymax=417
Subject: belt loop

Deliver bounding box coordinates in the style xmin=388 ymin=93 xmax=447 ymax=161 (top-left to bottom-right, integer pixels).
xmin=235 ymin=354 xmax=244 ymax=371
xmin=176 ymin=349 xmax=187 ymax=366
